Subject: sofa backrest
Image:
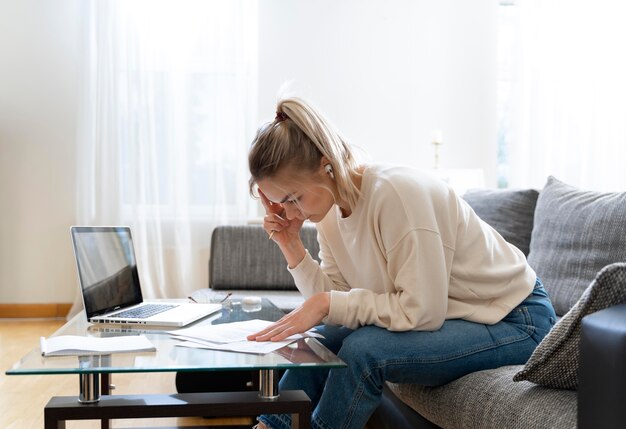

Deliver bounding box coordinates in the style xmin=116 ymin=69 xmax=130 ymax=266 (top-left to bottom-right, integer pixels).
xmin=209 ymin=224 xmax=320 ymax=291
xmin=211 ymin=178 xmax=625 ymax=317
xmin=525 ymin=177 xmax=626 ymax=316
xmin=463 ymin=188 xmax=539 ymax=257
xmin=465 ymin=179 xmax=626 ymax=317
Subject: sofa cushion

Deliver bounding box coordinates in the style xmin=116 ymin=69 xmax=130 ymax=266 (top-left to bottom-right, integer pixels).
xmin=387 ymin=365 xmax=577 ymax=429
xmin=462 ymin=188 xmax=539 ymax=256
xmin=513 ymin=262 xmax=626 ymax=390
xmin=209 ymin=224 xmax=319 ymax=291
xmin=527 ymin=176 xmax=626 ymax=316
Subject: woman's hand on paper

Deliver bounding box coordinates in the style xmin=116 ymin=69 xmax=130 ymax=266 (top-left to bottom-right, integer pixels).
xmin=247 ymin=292 xmax=330 ymax=342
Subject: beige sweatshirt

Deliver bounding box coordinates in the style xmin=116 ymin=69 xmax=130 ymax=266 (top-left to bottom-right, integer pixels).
xmin=288 ymin=164 xmax=536 ymax=331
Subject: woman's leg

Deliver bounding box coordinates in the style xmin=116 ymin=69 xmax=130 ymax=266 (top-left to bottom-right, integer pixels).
xmin=262 ymin=282 xmax=556 ymax=429
xmin=311 ymin=284 xmax=556 ymax=429
xmin=257 ymin=325 xmax=354 ymax=429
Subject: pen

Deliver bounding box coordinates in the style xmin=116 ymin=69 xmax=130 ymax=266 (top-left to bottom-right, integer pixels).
xmin=188 ymin=296 xmax=198 ymax=303
xmin=220 ymin=292 xmax=232 ymax=303
xmin=268 ymin=230 xmax=275 ymax=240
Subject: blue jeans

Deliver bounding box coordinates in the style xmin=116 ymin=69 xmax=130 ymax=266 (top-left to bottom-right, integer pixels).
xmin=258 ymin=279 xmax=556 ymax=429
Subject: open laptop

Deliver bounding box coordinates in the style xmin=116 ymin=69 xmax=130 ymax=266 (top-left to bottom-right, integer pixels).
xmin=70 ymin=226 xmax=221 ymax=327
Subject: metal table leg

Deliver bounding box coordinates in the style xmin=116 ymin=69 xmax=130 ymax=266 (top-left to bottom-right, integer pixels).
xmin=78 ymin=356 xmax=101 ymax=403
xmin=259 ymin=369 xmax=280 ymax=400
xmin=78 ymin=372 xmax=100 ymax=403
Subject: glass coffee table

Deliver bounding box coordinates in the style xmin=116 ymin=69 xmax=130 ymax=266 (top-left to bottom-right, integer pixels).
xmin=6 ymin=298 xmax=345 ymax=429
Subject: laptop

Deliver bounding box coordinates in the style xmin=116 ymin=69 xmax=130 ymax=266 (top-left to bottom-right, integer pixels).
xmin=70 ymin=226 xmax=221 ymax=327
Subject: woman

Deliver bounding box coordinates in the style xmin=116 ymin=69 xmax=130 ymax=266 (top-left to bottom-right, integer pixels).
xmin=247 ymin=97 xmax=556 ymax=429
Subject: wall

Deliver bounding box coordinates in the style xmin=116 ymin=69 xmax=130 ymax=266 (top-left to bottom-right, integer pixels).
xmin=258 ymin=0 xmax=498 ymax=183
xmin=0 ymin=0 xmax=498 ymax=306
xmin=0 ymin=0 xmax=80 ymax=305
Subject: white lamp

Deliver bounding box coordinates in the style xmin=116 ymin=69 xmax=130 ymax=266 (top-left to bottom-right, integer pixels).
xmin=430 ymin=129 xmax=484 ymax=194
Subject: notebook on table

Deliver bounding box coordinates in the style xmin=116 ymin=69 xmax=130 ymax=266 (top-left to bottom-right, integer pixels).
xmin=70 ymin=226 xmax=221 ymax=327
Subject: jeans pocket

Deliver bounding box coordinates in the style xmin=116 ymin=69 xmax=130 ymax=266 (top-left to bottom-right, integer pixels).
xmin=502 ymin=305 xmax=536 ymax=336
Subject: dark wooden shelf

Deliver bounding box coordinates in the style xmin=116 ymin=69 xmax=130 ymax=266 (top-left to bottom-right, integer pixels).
xmin=45 ymin=390 xmax=311 ymax=429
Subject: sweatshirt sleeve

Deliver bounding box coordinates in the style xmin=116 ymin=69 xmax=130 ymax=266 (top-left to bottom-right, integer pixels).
xmin=287 ymin=230 xmax=351 ymax=299
xmin=326 ymin=228 xmax=449 ymax=331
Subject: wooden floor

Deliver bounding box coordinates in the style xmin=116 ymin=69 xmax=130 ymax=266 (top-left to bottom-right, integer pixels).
xmin=0 ymin=319 xmax=255 ymax=429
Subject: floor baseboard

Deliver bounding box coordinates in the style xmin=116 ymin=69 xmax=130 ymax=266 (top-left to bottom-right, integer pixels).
xmin=0 ymin=303 xmax=72 ymax=318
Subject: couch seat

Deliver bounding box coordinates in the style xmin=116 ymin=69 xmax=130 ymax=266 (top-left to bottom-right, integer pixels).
xmin=387 ymin=365 xmax=577 ymax=429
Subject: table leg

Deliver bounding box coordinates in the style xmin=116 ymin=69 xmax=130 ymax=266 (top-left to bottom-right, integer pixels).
xmin=78 ymin=372 xmax=100 ymax=403
xmin=259 ymin=369 xmax=280 ymax=400
xmin=100 ymin=373 xmax=110 ymax=429
xmin=44 ymin=413 xmax=66 ymax=429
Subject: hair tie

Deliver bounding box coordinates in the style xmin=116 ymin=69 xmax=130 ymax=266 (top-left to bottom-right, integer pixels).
xmin=275 ymin=111 xmax=288 ymax=122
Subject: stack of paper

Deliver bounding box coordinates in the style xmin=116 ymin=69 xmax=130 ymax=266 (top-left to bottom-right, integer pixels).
xmin=169 ymin=319 xmax=323 ymax=354
xmin=40 ymin=335 xmax=156 ymax=357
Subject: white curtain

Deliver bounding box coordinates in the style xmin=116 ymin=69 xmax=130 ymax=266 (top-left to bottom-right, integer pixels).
xmin=508 ymin=0 xmax=626 ymax=191
xmin=71 ymin=0 xmax=258 ymax=315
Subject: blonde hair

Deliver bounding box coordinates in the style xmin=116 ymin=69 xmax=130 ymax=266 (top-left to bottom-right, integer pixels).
xmin=248 ymin=97 xmax=361 ymax=210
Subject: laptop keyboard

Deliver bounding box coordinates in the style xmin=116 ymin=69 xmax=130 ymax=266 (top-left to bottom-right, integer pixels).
xmin=109 ymin=303 xmax=178 ymax=319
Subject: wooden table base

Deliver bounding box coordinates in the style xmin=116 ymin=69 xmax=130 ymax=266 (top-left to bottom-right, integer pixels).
xmin=44 ymin=390 xmax=311 ymax=429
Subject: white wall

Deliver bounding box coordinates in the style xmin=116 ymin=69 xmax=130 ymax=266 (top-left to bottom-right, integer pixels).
xmin=0 ymin=0 xmax=498 ymax=305
xmin=0 ymin=0 xmax=80 ymax=304
xmin=258 ymin=0 xmax=498 ymax=183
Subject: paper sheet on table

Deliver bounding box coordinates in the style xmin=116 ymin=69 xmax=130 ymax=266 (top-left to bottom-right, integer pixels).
xmin=174 ymin=338 xmax=295 ymax=354
xmin=168 ymin=319 xmax=323 ymax=344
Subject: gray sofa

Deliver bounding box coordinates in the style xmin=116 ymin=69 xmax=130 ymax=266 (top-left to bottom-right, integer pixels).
xmin=198 ymin=176 xmax=626 ymax=429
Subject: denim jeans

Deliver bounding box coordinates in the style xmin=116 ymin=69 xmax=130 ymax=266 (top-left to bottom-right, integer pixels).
xmin=258 ymin=279 xmax=556 ymax=429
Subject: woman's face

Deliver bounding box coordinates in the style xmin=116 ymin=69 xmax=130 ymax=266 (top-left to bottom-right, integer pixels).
xmin=257 ymin=169 xmax=336 ymax=223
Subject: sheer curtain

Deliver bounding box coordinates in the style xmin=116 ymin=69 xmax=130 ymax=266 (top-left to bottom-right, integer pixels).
xmin=508 ymin=0 xmax=626 ymax=191
xmin=71 ymin=0 xmax=258 ymax=315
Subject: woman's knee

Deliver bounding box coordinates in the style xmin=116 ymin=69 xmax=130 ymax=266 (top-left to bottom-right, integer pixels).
xmin=336 ymin=326 xmax=384 ymax=364
xmin=316 ymin=324 xmax=354 ymax=354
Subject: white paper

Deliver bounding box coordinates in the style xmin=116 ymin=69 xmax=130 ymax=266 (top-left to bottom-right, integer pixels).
xmin=169 ymin=319 xmax=322 ymax=344
xmin=40 ymin=335 xmax=156 ymax=357
xmin=168 ymin=319 xmax=323 ymax=355
xmin=175 ymin=338 xmax=293 ymax=354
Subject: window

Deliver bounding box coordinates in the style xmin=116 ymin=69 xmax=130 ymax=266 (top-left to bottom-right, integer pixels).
xmin=496 ymin=0 xmax=519 ymax=188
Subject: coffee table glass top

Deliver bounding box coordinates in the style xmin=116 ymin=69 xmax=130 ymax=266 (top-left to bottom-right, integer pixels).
xmin=6 ymin=298 xmax=345 ymax=376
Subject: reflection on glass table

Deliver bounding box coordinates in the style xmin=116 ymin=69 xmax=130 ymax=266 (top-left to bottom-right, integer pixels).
xmin=7 ymin=298 xmax=345 ymax=403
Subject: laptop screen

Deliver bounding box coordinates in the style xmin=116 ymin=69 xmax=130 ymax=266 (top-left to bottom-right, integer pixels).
xmin=71 ymin=227 xmax=143 ymax=318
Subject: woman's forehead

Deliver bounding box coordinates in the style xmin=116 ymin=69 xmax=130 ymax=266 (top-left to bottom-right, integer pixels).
xmin=257 ymin=178 xmax=299 ymax=203
xmin=258 ymin=173 xmax=317 ymax=203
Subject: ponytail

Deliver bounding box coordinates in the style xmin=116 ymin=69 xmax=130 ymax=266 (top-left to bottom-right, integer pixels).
xmin=249 ymin=97 xmax=361 ymax=210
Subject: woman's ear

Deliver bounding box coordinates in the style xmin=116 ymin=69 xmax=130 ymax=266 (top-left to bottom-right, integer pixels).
xmin=319 ymin=156 xmax=334 ymax=179
xmin=324 ymin=163 xmax=334 ymax=180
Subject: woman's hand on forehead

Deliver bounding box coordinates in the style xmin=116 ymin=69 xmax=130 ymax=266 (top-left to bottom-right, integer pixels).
xmin=259 ymin=188 xmax=285 ymax=214
xmin=259 ymin=188 xmax=304 ymax=242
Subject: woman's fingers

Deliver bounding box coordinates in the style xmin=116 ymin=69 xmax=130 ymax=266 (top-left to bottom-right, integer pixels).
xmin=247 ymin=313 xmax=294 ymax=341
xmin=259 ymin=189 xmax=283 ymax=216
xmin=264 ymin=213 xmax=289 ymax=226
xmin=249 ymin=305 xmax=321 ymax=342
xmin=254 ymin=323 xmax=298 ymax=342
xmin=246 ymin=328 xmax=270 ymax=341
xmin=258 ymin=189 xmax=272 ymax=212
xmin=246 ymin=320 xmax=290 ymax=341
xmin=265 ymin=326 xmax=299 ymax=342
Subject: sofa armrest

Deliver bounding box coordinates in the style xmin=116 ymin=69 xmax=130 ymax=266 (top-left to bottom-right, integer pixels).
xmin=578 ymin=303 xmax=626 ymax=429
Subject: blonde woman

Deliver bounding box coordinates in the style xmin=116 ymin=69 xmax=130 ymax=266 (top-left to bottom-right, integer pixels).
xmin=247 ymin=97 xmax=556 ymax=429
